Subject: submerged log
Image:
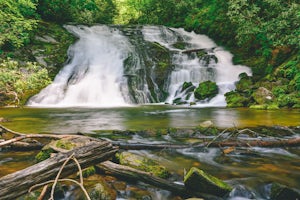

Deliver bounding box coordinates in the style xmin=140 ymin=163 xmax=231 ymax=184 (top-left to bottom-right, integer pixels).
xmin=0 ymin=139 xmax=118 ymax=200
xmin=96 ymin=161 xmax=187 ymax=196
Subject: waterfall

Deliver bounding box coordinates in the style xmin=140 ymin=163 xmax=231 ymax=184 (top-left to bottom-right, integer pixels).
xmin=28 ymin=25 xmax=251 ymax=107
xmin=28 ymin=25 xmax=132 ymax=107
xmin=142 ymin=26 xmax=251 ymax=106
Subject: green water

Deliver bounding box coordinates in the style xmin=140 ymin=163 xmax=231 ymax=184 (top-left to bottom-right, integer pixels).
xmin=0 ymin=105 xmax=299 ymax=134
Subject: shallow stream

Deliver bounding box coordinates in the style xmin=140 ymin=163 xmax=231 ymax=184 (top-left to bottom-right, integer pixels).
xmin=0 ymin=106 xmax=299 ymax=199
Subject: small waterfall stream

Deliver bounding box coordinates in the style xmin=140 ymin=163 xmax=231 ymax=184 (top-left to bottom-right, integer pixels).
xmin=28 ymin=25 xmax=251 ymax=107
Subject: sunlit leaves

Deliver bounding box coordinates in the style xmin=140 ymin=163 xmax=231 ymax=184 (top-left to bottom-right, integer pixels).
xmin=0 ymin=0 xmax=38 ymax=49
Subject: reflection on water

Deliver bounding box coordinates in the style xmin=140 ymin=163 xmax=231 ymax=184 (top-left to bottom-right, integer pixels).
xmin=0 ymin=106 xmax=299 ymax=134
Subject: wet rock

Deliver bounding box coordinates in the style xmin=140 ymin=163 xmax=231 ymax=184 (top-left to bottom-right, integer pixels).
xmin=89 ymin=183 xmax=116 ymax=200
xmin=117 ymin=152 xmax=170 ymax=178
xmin=184 ymin=167 xmax=232 ymax=197
xmin=181 ymin=82 xmax=195 ymax=93
xmin=194 ymin=81 xmax=218 ymax=100
xmin=270 ymin=182 xmax=300 ymax=200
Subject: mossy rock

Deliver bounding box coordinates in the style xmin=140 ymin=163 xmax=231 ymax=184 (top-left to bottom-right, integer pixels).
xmin=277 ymin=93 xmax=300 ymax=108
xmin=194 ymin=81 xmax=218 ymax=100
xmin=184 ymin=167 xmax=232 ymax=197
xmin=225 ymin=91 xmax=249 ymax=107
xmin=236 ymin=77 xmax=253 ymax=92
xmin=270 ymin=182 xmax=300 ymax=200
xmin=252 ymin=87 xmax=274 ymax=105
xmin=89 ymin=183 xmax=116 ymax=200
xmin=117 ymin=152 xmax=170 ymax=178
xmin=182 ymin=81 xmax=195 ymax=92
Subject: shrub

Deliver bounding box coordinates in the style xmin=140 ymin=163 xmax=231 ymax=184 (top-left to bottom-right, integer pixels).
xmin=0 ymin=59 xmax=51 ymax=105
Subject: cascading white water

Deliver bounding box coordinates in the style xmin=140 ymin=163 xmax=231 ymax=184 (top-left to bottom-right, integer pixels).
xmin=28 ymin=25 xmax=251 ymax=107
xmin=142 ymin=26 xmax=252 ymax=106
xmin=28 ymin=25 xmax=132 ymax=107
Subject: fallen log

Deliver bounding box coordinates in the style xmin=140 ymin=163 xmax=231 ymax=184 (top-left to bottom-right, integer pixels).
xmin=182 ymin=48 xmax=205 ymax=54
xmin=0 ymin=139 xmax=118 ymax=200
xmin=114 ymin=137 xmax=300 ymax=150
xmin=97 ymin=161 xmax=188 ymax=196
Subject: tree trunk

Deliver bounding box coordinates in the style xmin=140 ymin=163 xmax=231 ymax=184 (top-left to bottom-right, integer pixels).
xmin=97 ymin=161 xmax=188 ymax=196
xmin=0 ymin=140 xmax=118 ymax=200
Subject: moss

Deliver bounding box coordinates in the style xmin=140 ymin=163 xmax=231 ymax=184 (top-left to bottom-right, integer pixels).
xmin=249 ymin=104 xmax=268 ymax=110
xmin=35 ymin=148 xmax=54 ymax=162
xmin=81 ymin=166 xmax=96 ymax=178
xmin=184 ymin=167 xmax=232 ymax=197
xmin=194 ymin=80 xmax=218 ymax=100
xmin=277 ymin=93 xmax=300 ymax=108
xmin=267 ymin=104 xmax=280 ymax=110
xmin=56 ymin=140 xmax=76 ymax=150
xmin=225 ymin=91 xmax=249 ymax=107
xmin=118 ymin=152 xmax=170 ymax=179
xmin=236 ymin=77 xmax=253 ymax=92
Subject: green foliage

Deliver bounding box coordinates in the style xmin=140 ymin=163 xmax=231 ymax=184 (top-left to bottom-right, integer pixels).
xmin=0 ymin=59 xmax=51 ymax=105
xmin=37 ymin=0 xmax=116 ymax=24
xmin=0 ymin=0 xmax=38 ymax=50
xmin=227 ymin=0 xmax=300 ymax=52
xmin=120 ymin=0 xmax=194 ymax=26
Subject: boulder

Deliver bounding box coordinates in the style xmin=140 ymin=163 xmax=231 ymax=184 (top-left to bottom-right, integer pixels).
xmin=184 ymin=167 xmax=232 ymax=197
xmin=225 ymin=91 xmax=249 ymax=107
xmin=194 ymin=81 xmax=218 ymax=100
xmin=252 ymin=87 xmax=274 ymax=105
xmin=117 ymin=152 xmax=170 ymax=178
xmin=182 ymin=81 xmax=196 ymax=93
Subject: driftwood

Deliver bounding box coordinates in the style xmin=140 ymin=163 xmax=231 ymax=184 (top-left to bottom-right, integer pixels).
xmin=0 ymin=139 xmax=118 ymax=200
xmin=97 ymin=161 xmax=187 ymax=195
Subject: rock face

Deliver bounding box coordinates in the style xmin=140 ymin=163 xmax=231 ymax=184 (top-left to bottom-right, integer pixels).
xmin=194 ymin=81 xmax=218 ymax=100
xmin=117 ymin=151 xmax=170 ymax=178
xmin=184 ymin=167 xmax=232 ymax=197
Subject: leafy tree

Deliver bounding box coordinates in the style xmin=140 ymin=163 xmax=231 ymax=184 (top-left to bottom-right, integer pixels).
xmin=37 ymin=0 xmax=117 ymax=24
xmin=122 ymin=0 xmax=194 ymax=26
xmin=227 ymin=0 xmax=300 ymax=56
xmin=0 ymin=0 xmax=38 ymax=50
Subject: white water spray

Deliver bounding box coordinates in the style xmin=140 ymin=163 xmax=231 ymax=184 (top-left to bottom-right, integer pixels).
xmin=28 ymin=25 xmax=132 ymax=107
xmin=142 ymin=26 xmax=252 ymax=107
